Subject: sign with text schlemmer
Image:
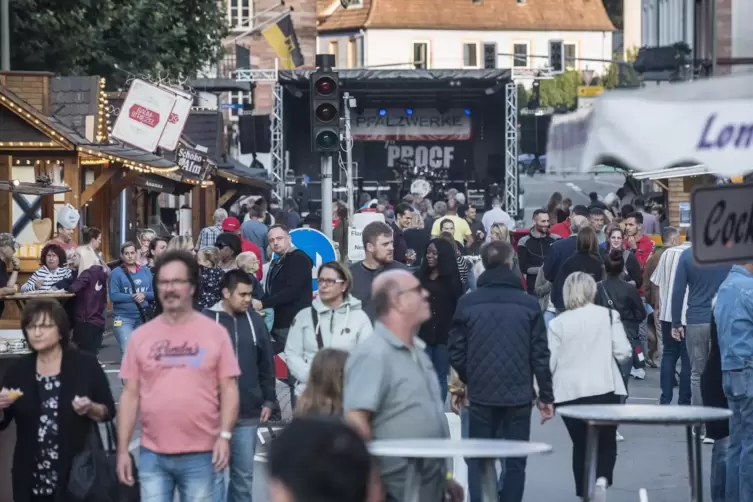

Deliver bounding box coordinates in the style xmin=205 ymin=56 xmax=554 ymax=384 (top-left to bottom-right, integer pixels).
xmin=176 ymin=146 xmax=211 ymax=181
xmin=691 ymin=183 xmax=753 ymax=265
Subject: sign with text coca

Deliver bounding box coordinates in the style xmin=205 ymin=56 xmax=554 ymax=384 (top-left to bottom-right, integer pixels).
xmin=352 ymin=108 xmax=472 ymax=141
xmin=111 ymin=79 xmax=177 ymax=152
xmin=158 ymin=86 xmax=193 ymax=151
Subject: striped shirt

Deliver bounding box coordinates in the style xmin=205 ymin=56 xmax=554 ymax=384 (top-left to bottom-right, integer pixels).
xmin=650 ymin=243 xmax=690 ymax=324
xmin=21 ymin=266 xmax=73 ymax=292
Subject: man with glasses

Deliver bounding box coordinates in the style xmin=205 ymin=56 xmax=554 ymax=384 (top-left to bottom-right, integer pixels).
xmin=345 ymin=269 xmax=464 ymax=502
xmin=116 ymin=250 xmax=241 ymax=502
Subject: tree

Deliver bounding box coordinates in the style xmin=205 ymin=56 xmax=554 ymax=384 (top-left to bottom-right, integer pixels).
xmin=601 ymin=0 xmax=623 ymax=30
xmin=538 ymin=71 xmax=582 ymax=109
xmin=9 ymin=0 xmax=228 ymax=86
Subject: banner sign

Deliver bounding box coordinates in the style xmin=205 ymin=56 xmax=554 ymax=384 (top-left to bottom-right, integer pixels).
xmin=158 ymin=86 xmax=193 ymax=152
xmin=352 ymin=109 xmax=472 ymax=141
xmin=111 ymin=79 xmax=177 ymax=153
xmin=176 ymin=147 xmax=210 ymax=180
xmin=363 ymin=141 xmax=472 ymax=178
xmin=691 ymin=184 xmax=753 ymax=265
xmin=131 ymin=175 xmax=176 ymax=193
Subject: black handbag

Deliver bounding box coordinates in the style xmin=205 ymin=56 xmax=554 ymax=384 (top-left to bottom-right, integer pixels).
xmin=598 ymin=283 xmax=646 ymax=370
xmin=68 ymin=421 xmax=140 ymax=502
xmin=121 ymin=265 xmax=152 ymax=324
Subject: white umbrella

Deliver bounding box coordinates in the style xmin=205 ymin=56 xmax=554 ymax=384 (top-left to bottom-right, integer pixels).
xmin=579 ymin=72 xmax=753 ymax=177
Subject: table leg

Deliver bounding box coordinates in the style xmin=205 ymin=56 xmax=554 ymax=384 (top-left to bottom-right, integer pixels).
xmin=685 ymin=425 xmax=705 ymax=502
xmin=13 ymin=300 xmax=24 ymax=313
xmin=402 ymin=458 xmax=421 ymax=502
xmin=694 ymin=425 xmax=704 ymax=502
xmin=480 ymin=459 xmax=497 ymax=502
xmin=582 ymin=424 xmax=599 ymax=502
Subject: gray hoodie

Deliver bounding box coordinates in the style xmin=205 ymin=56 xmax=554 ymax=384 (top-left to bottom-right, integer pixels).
xmin=348 ymin=260 xmax=408 ymax=320
xmin=203 ymin=301 xmax=276 ymax=423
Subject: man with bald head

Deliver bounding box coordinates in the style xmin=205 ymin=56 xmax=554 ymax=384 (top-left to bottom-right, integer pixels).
xmin=344 ymin=270 xmax=463 ymax=502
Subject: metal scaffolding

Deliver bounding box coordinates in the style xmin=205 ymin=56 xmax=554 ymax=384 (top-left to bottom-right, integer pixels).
xmin=235 ymin=61 xmax=285 ymax=202
xmin=504 ymin=82 xmax=518 ymax=217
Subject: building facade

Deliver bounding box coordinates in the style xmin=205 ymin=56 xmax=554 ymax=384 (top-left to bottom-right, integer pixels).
xmin=317 ymin=0 xmax=615 ymax=76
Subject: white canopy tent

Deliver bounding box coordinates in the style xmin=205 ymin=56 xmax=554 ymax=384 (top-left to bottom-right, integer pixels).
xmin=575 ymin=72 xmax=753 ymax=178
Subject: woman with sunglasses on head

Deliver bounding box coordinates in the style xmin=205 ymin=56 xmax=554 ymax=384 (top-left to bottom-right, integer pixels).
xmin=284 ymin=261 xmax=372 ymax=398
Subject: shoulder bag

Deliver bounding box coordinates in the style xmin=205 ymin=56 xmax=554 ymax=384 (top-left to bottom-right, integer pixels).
xmin=598 ymin=282 xmax=646 ymax=370
xmin=310 ymin=307 xmax=323 ymax=350
xmin=121 ymin=265 xmax=151 ymax=324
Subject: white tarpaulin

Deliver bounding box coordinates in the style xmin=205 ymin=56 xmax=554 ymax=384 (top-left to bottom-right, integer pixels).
xmin=546 ymin=108 xmax=592 ymax=175
xmin=579 ymin=72 xmax=753 ymax=177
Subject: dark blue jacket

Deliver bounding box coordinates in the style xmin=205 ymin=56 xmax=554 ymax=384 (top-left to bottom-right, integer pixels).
xmin=448 ymin=267 xmax=554 ymax=407
xmin=543 ymin=235 xmax=578 ymax=310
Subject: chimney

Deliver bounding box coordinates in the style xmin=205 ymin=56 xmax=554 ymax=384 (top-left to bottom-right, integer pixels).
xmin=0 ymin=71 xmax=53 ymax=115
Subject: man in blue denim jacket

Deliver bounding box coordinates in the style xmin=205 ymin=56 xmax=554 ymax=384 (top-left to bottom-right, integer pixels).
xmin=714 ymin=264 xmax=753 ymax=502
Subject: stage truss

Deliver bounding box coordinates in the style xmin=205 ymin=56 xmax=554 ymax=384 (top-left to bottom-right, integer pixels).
xmin=504 ymin=82 xmax=518 ymax=217
xmin=235 ymin=64 xmax=285 ymax=203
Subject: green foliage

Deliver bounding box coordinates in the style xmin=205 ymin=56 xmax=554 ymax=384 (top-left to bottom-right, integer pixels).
xmin=603 ymin=49 xmax=641 ymax=89
xmin=9 ymin=0 xmax=228 ymax=86
xmin=538 ymin=71 xmax=582 ymax=109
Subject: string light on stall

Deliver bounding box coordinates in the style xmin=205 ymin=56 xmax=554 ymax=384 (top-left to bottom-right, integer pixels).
xmin=96 ymin=78 xmax=109 ymax=143
xmin=0 ymin=96 xmax=73 ymax=148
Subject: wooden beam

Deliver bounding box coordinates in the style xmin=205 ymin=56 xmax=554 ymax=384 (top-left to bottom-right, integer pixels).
xmin=79 ymin=166 xmax=121 ymax=209
xmin=109 ymin=169 xmax=140 ymax=198
xmin=0 ymin=155 xmax=12 ymax=233
xmin=217 ymin=189 xmax=236 ymax=207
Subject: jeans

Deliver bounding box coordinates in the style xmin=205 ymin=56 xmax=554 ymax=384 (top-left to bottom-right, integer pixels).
xmin=711 ymin=436 xmax=729 ymax=502
xmin=637 ymin=301 xmax=649 ymax=367
xmin=112 ymin=316 xmax=143 ymax=356
xmin=723 ymin=367 xmax=753 ymax=502
xmin=425 ymin=344 xmax=449 ymax=404
xmin=461 ymin=406 xmax=469 ymax=439
xmin=139 ymin=448 xmax=223 ymax=502
xmin=467 ymin=403 xmax=531 ymax=502
xmin=686 ymin=323 xmax=712 ymax=407
xmin=543 ymin=310 xmax=556 ymax=330
xmin=218 ymin=425 xmax=258 ymax=502
xmin=558 ymin=393 xmax=621 ymax=498
xmin=660 ymin=321 xmax=691 ymax=405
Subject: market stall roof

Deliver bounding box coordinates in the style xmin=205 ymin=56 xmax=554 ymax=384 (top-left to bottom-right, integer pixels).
xmin=0 ymin=180 xmax=71 ymax=195
xmin=579 ymin=72 xmax=753 ymax=177
xmin=216 ymin=156 xmax=273 ymax=189
xmin=79 ymin=143 xmax=177 ymax=171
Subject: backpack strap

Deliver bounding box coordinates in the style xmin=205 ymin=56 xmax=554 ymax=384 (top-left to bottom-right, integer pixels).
xmin=311 ymin=307 xmax=323 ymax=349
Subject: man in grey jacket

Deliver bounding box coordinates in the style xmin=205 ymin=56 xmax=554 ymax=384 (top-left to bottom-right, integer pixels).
xmin=349 ymin=221 xmax=406 ymax=321
xmin=203 ymin=270 xmax=276 ymax=502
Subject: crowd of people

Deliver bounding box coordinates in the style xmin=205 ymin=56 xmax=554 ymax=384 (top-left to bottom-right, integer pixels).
xmin=0 ymin=186 xmax=749 ymax=502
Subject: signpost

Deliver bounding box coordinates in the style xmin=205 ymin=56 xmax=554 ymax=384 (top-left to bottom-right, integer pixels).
xmin=691 ymin=183 xmax=753 ymax=265
xmin=288 ymin=228 xmax=337 ymax=291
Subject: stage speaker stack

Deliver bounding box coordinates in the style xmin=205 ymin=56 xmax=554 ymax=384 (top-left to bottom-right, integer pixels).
xmin=239 ymin=115 xmax=272 ymax=154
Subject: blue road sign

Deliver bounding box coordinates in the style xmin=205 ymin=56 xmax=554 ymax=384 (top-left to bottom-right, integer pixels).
xmin=221 ymin=103 xmax=244 ymax=110
xmin=289 ymin=228 xmax=337 ymax=291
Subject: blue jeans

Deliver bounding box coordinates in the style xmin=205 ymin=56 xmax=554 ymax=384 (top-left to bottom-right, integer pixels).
xmin=112 ymin=316 xmax=142 ymax=356
xmin=723 ymin=367 xmax=753 ymax=502
xmin=222 ymin=425 xmax=258 ymax=502
xmin=711 ymin=436 xmax=728 ymax=502
xmin=659 ymin=321 xmax=691 ymax=405
xmin=467 ymin=403 xmax=531 ymax=502
xmin=543 ymin=310 xmax=556 ymax=330
xmin=139 ymin=448 xmax=223 ymax=502
xmin=425 ymin=344 xmax=449 ymax=404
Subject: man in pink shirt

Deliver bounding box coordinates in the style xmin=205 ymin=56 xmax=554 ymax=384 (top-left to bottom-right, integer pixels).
xmin=116 ymin=250 xmax=241 ymax=502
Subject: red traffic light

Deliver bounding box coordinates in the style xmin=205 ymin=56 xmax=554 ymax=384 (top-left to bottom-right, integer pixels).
xmin=315 ymin=76 xmax=337 ymax=96
xmin=315 ymin=103 xmax=337 ymax=123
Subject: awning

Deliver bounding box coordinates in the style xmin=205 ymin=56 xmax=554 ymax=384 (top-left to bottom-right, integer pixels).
xmin=131 ymin=174 xmax=180 ymax=193
xmin=215 ymin=157 xmax=272 ymax=189
xmin=631 ymin=165 xmax=750 ymax=180
xmin=79 ymin=143 xmax=178 ymax=172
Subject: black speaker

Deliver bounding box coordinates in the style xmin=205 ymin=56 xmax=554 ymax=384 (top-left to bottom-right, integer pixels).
xmin=239 ymin=115 xmax=272 ymax=154
xmin=519 ymin=114 xmax=552 ymax=156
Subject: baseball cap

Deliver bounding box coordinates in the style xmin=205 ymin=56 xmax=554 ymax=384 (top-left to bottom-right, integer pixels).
xmin=0 ymin=233 xmax=20 ymax=249
xmin=222 ymin=217 xmax=241 ymax=232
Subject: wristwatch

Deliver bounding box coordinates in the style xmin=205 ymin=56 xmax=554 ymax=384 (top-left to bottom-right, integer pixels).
xmin=219 ymin=431 xmax=232 ymax=440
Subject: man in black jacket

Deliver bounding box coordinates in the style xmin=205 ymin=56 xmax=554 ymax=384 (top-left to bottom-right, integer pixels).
xmin=203 ymin=270 xmax=276 ymax=502
xmin=517 ymin=209 xmax=559 ymax=295
xmin=449 ymin=241 xmax=554 ymax=502
xmin=253 ymin=225 xmax=313 ymax=354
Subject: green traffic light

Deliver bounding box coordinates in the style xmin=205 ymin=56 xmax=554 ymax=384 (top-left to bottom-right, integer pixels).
xmin=316 ymin=130 xmax=338 ymax=150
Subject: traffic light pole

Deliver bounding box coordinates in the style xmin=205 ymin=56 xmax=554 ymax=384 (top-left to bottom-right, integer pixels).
xmin=321 ymin=154 xmax=334 ymax=241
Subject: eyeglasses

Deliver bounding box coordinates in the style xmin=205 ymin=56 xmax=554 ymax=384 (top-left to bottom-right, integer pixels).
xmin=316 ymin=278 xmax=345 ymax=287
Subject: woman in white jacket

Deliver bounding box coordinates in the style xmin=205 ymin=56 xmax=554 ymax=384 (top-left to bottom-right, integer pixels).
xmin=548 ymin=271 xmax=632 ymax=502
xmin=284 ymin=261 xmax=372 ymax=397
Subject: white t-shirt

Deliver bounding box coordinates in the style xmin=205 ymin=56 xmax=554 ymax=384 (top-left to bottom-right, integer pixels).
xmin=482 ymin=207 xmax=514 ymax=242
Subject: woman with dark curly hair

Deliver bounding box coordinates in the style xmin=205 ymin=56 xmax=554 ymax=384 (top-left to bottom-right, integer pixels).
xmin=20 ymin=244 xmax=72 ymax=292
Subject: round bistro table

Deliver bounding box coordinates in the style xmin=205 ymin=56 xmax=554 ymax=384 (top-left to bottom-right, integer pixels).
xmin=557 ymin=404 xmax=732 ymax=502
xmin=369 ymin=438 xmax=552 ymax=502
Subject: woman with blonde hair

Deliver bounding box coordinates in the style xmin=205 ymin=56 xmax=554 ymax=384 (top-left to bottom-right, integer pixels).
xmin=136 ymin=229 xmax=156 ymax=266
xmin=479 ymin=224 xmax=521 ymax=278
xmin=285 ymin=261 xmax=372 ymax=396
xmin=196 ymin=247 xmax=224 ymax=309
xmin=295 ymin=348 xmax=349 ymax=417
xmin=167 ymin=235 xmax=194 ymax=254
xmin=65 ymin=246 xmax=108 ymax=354
xmin=548 ymin=271 xmax=632 ymax=500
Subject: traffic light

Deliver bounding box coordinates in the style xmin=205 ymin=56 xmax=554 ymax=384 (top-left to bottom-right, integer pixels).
xmin=548 ymin=40 xmax=564 ymax=74
xmin=310 ymin=70 xmax=341 ymax=153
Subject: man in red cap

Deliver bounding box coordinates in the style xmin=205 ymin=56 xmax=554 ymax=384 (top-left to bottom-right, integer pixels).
xmin=223 ymin=217 xmax=263 ymax=280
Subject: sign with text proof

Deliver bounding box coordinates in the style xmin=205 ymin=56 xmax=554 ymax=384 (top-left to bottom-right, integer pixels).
xmin=691 ymin=183 xmax=753 ymax=265
xmin=111 ymin=79 xmax=177 ymax=153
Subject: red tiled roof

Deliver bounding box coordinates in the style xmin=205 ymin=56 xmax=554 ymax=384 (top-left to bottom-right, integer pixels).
xmin=318 ymin=0 xmax=615 ymax=32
